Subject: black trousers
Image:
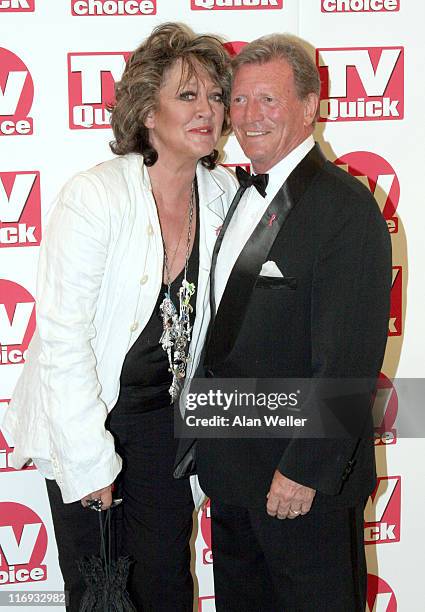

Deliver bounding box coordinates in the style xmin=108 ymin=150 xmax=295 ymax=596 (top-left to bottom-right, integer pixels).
xmin=210 ymin=499 xmax=366 ymax=612
xmin=46 ymin=403 xmax=194 ymax=612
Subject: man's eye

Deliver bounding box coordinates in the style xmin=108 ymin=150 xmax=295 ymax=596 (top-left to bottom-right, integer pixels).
xmin=264 ymin=96 xmax=273 ymax=103
xmin=232 ymin=96 xmax=246 ymax=104
xmin=179 ymin=91 xmax=196 ymax=101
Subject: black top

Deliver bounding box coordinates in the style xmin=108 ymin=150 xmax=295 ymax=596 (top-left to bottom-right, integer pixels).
xmin=116 ymin=191 xmax=200 ymax=413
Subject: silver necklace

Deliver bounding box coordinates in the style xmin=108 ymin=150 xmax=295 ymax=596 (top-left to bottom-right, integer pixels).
xmin=159 ymin=183 xmax=196 ymax=402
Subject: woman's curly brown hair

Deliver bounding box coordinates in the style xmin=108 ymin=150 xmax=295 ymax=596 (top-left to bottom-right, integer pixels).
xmin=109 ymin=22 xmax=232 ymax=169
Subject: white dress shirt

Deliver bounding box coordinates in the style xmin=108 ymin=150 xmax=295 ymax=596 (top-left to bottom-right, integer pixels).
xmin=214 ymin=136 xmax=315 ymax=308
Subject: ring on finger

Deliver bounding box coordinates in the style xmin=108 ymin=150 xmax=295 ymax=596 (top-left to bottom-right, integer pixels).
xmin=289 ymin=508 xmax=301 ymax=515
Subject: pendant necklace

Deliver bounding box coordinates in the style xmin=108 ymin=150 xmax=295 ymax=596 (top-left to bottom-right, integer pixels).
xmin=159 ymin=182 xmax=196 ymax=402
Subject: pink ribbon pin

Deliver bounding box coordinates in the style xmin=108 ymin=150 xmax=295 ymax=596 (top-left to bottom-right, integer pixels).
xmin=268 ymin=213 xmax=277 ymax=227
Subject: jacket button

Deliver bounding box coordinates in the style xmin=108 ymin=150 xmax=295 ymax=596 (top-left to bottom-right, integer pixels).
xmin=205 ymin=369 xmax=214 ymax=378
xmin=140 ymin=275 xmax=148 ymax=285
xmin=147 ymin=224 xmax=154 ymax=235
xmin=130 ymin=322 xmax=139 ymax=332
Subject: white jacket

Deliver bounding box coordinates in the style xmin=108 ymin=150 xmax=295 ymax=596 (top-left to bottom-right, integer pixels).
xmin=3 ymin=153 xmax=237 ymax=504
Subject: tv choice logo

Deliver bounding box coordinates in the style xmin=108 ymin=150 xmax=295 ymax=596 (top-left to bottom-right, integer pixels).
xmin=0 ymin=399 xmax=35 ymax=472
xmin=0 ymin=400 xmax=14 ymax=472
xmin=321 ymin=0 xmax=399 ymax=11
xmin=0 ymin=280 xmax=36 ymax=366
xmin=373 ymin=373 xmax=397 ymax=445
xmin=0 ymin=502 xmax=48 ymax=585
xmin=0 ymin=171 xmax=41 ymax=248
xmin=364 ymin=476 xmax=401 ymax=545
xmin=191 ymin=0 xmax=282 ymax=10
xmin=367 ymin=574 xmax=397 ymax=611
xmin=390 ymin=266 xmax=402 ymax=337
xmin=68 ymin=52 xmax=129 ymax=129
xmin=71 ymin=0 xmax=156 ymax=16
xmin=334 ymin=152 xmax=399 ymax=233
xmin=198 ymin=596 xmax=215 ymax=611
xmin=0 ymin=0 xmax=34 ymax=10
xmin=0 ymin=48 xmax=34 ymax=136
xmin=200 ymin=500 xmax=212 ymax=564
xmin=317 ymin=47 xmax=404 ymax=122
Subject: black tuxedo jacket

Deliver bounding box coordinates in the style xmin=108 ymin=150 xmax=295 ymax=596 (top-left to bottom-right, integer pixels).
xmin=178 ymin=144 xmax=392 ymax=512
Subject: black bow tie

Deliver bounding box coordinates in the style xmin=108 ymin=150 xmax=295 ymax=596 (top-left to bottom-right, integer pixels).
xmin=235 ymin=166 xmax=269 ymax=198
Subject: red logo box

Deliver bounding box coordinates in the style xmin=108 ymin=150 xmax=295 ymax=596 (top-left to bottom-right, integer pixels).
xmin=373 ymin=373 xmax=397 ymax=446
xmin=334 ymin=151 xmax=399 ymax=233
xmin=71 ymin=0 xmax=156 ymax=16
xmin=198 ymin=596 xmax=215 ymax=611
xmin=321 ymin=0 xmax=399 ymax=12
xmin=364 ymin=476 xmax=401 ymax=544
xmin=389 ymin=266 xmax=402 ymax=337
xmin=0 ymin=279 xmax=36 ymax=366
xmin=317 ymin=47 xmax=404 ymax=122
xmin=0 ymin=48 xmax=33 ymax=136
xmin=0 ymin=171 xmax=41 ymax=248
xmin=200 ymin=500 xmax=212 ymax=564
xmin=0 ymin=502 xmax=48 ymax=585
xmin=68 ymin=51 xmax=130 ymax=130
xmin=367 ymin=574 xmax=397 ymax=611
xmin=0 ymin=0 xmax=35 ymax=11
xmin=191 ymin=0 xmax=282 ymax=10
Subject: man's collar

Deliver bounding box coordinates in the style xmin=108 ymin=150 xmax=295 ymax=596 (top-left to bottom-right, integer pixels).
xmin=261 ymin=135 xmax=315 ymax=202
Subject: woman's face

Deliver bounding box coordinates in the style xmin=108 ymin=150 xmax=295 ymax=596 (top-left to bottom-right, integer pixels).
xmin=145 ymin=59 xmax=225 ymax=165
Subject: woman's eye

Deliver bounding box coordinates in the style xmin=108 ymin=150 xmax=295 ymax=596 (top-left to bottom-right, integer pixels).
xmin=210 ymin=92 xmax=224 ymax=103
xmin=179 ymin=91 xmax=196 ymax=101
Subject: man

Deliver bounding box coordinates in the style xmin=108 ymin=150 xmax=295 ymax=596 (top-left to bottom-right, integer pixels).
xmin=177 ymin=34 xmax=391 ymax=611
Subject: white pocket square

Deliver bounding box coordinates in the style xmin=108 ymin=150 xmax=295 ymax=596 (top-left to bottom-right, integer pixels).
xmin=259 ymin=261 xmax=284 ymax=278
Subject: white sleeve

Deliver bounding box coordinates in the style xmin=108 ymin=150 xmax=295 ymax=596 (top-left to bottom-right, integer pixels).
xmin=36 ymin=172 xmax=122 ymax=503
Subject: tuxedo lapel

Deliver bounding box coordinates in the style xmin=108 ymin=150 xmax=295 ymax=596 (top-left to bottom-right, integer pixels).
xmin=206 ymin=144 xmax=326 ymax=368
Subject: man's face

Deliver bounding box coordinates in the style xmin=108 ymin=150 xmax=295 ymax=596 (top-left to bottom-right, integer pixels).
xmin=230 ymin=58 xmax=317 ymax=173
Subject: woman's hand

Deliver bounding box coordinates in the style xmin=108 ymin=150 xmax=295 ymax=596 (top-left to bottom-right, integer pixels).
xmin=81 ymin=484 xmax=113 ymax=509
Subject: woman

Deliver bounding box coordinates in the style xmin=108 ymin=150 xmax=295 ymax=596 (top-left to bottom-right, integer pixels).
xmin=3 ymin=23 xmax=236 ymax=611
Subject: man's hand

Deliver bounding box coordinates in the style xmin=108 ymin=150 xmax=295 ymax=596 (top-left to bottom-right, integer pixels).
xmin=81 ymin=485 xmax=113 ymax=509
xmin=266 ymin=471 xmax=316 ymax=519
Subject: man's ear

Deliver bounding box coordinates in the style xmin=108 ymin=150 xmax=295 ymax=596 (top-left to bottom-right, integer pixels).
xmin=303 ymin=93 xmax=319 ymax=127
xmin=144 ymin=110 xmax=155 ymax=130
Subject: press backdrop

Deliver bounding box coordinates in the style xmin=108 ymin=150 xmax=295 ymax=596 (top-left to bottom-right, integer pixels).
xmin=1 ymin=1 xmax=424 ymax=610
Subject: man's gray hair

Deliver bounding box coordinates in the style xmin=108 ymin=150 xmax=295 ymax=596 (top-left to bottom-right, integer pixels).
xmin=232 ymin=34 xmax=321 ymax=101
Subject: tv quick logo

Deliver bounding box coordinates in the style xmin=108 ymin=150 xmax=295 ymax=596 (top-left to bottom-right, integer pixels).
xmin=373 ymin=374 xmax=397 ymax=445
xmin=0 ymin=0 xmax=35 ymax=10
xmin=192 ymin=0 xmax=282 ymax=10
xmin=200 ymin=500 xmax=212 ymax=564
xmin=0 ymin=400 xmax=35 ymax=472
xmin=364 ymin=476 xmax=401 ymax=544
xmin=0 ymin=280 xmax=36 ymax=366
xmin=317 ymin=47 xmax=404 ymax=122
xmin=390 ymin=266 xmax=402 ymax=336
xmin=223 ymin=41 xmax=247 ymax=57
xmin=0 ymin=502 xmax=48 ymax=585
xmin=0 ymin=48 xmax=34 ymax=136
xmin=334 ymin=152 xmax=399 ymax=233
xmin=71 ymin=0 xmax=156 ymax=16
xmin=321 ymin=0 xmax=399 ymax=11
xmin=68 ymin=52 xmax=129 ymax=129
xmin=0 ymin=172 xmax=41 ymax=248
xmin=367 ymin=574 xmax=397 ymax=611
xmin=198 ymin=596 xmax=215 ymax=611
